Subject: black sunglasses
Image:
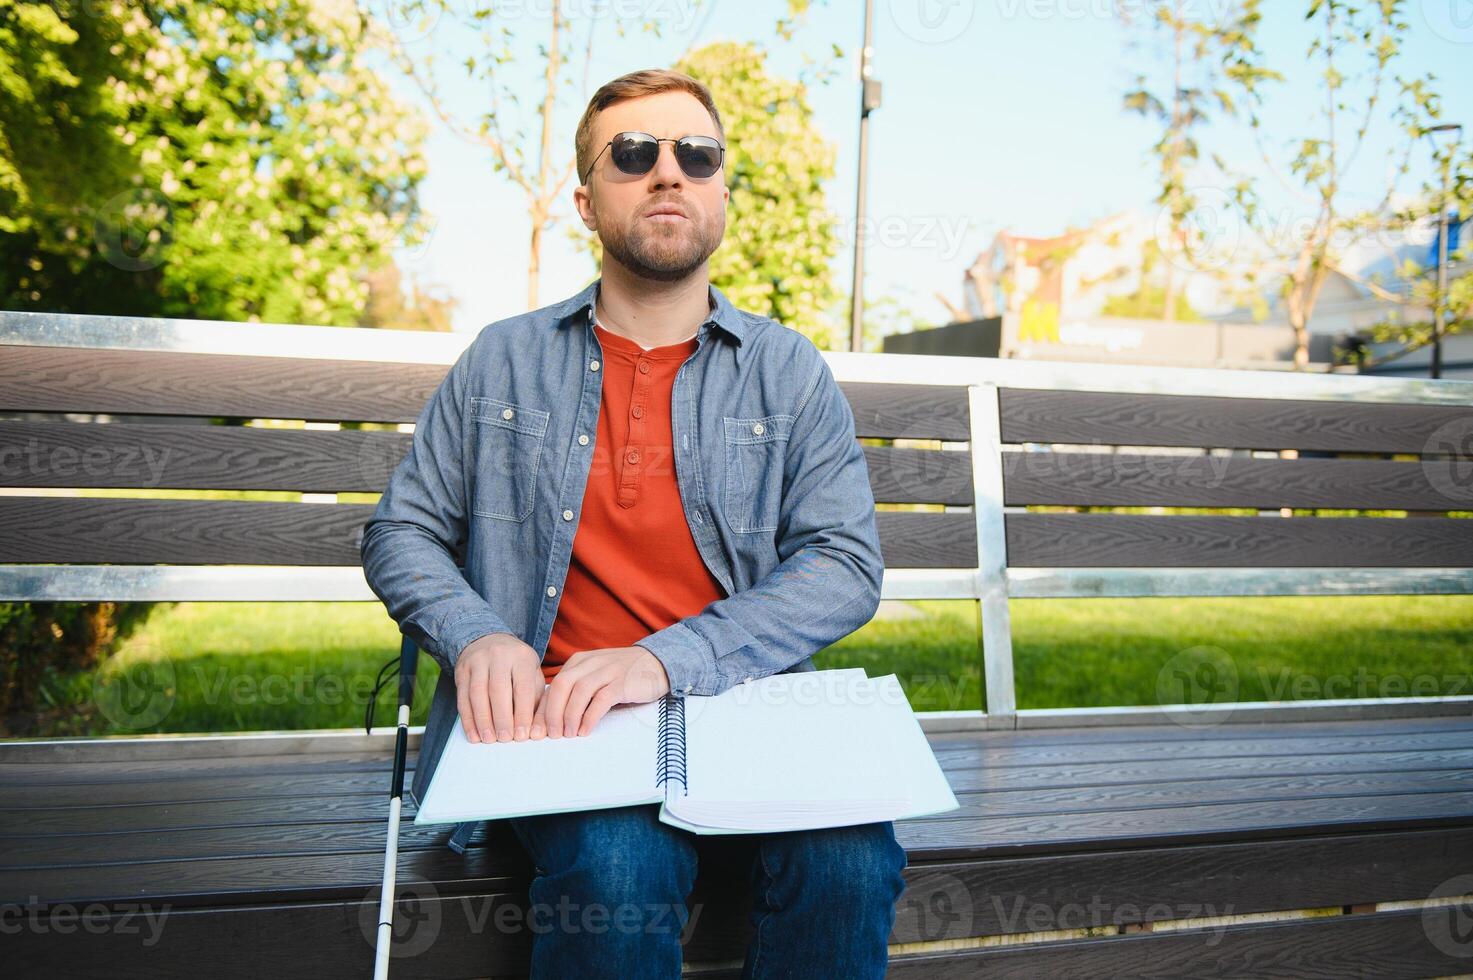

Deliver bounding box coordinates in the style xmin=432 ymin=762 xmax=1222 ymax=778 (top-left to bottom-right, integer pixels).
xmin=582 ymin=131 xmax=725 ymax=185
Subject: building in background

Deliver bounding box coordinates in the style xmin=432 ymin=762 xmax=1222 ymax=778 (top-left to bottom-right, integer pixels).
xmin=892 ymin=207 xmax=1469 ymax=376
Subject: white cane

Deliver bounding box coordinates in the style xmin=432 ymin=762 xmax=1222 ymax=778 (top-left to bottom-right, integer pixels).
xmin=370 ymin=636 xmax=420 ymax=980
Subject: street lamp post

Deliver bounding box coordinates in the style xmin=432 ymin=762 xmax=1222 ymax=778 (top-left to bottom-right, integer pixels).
xmin=1427 ymin=122 xmax=1462 ymax=380
xmin=849 ymin=0 xmax=880 ymax=353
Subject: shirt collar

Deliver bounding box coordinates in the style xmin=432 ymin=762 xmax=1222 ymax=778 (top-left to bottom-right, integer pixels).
xmin=549 ymin=277 xmax=747 ymax=349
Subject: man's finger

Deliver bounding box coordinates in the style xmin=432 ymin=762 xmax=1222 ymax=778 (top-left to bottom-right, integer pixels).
xmin=560 ymin=676 xmax=599 ymax=739
xmin=511 ymin=666 xmax=541 ymax=740
xmin=542 ymin=671 xmax=571 ymax=738
xmin=529 ymin=690 xmax=548 ymax=739
xmin=577 ymin=685 xmax=620 ymax=737
xmin=467 ymin=665 xmax=494 ymax=745
xmin=456 ymin=673 xmax=478 ymax=744
xmin=489 ymin=661 xmax=514 ymax=742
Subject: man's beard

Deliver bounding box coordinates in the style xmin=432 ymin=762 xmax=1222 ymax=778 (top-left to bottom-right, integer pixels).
xmin=599 ymin=208 xmax=723 ymax=283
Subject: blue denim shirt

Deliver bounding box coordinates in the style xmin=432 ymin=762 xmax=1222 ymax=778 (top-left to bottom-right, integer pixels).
xmin=359 ymin=277 xmax=884 ymax=806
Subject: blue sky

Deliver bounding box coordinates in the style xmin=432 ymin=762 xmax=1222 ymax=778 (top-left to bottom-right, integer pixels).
xmin=384 ymin=0 xmax=1473 ymax=338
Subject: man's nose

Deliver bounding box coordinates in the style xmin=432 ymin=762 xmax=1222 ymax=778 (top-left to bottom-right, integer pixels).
xmin=647 ymin=141 xmax=685 ymax=186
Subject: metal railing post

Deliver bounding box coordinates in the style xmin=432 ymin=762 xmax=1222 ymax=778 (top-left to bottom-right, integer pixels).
xmin=969 ymin=382 xmax=1017 ymax=727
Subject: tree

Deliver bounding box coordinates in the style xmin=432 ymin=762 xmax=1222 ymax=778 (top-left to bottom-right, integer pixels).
xmin=0 ymin=1 xmax=134 ymax=241
xmin=1118 ymin=0 xmax=1246 ymax=322
xmin=1343 ymin=129 xmax=1472 ymax=371
xmin=1213 ymin=0 xmax=1437 ymax=369
xmin=359 ymin=259 xmax=457 ymax=332
xmin=372 ymin=0 xmax=825 ymax=310
xmin=0 ymin=0 xmax=430 ymax=324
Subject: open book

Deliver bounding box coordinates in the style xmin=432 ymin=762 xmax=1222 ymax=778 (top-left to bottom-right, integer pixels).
xmin=413 ymin=667 xmax=959 ymax=834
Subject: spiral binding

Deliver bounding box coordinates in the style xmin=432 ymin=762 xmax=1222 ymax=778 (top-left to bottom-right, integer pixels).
xmin=655 ymin=694 xmax=688 ymax=796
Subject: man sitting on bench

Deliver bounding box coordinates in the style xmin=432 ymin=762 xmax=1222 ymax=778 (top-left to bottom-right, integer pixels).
xmin=361 ymin=67 xmax=905 ymax=979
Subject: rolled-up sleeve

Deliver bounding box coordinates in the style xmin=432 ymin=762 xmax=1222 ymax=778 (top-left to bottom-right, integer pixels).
xmin=636 ymin=344 xmax=884 ymax=696
xmin=359 ymin=345 xmax=513 ymax=673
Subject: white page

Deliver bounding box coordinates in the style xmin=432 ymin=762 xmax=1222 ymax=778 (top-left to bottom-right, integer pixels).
xmin=414 ymin=695 xmax=662 ymax=825
xmin=866 ymin=673 xmax=960 ymax=819
xmin=663 ymin=669 xmax=916 ymax=833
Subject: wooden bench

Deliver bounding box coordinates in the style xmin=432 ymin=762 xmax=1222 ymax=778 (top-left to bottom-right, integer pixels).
xmin=3 ymin=309 xmax=1473 ymax=978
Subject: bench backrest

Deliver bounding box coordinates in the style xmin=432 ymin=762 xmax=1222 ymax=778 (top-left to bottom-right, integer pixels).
xmin=3 ymin=311 xmax=1471 ymax=724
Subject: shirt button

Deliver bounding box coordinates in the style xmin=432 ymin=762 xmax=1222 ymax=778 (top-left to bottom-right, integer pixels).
xmin=562 ymin=509 xmax=573 ymax=521
xmin=752 ymin=422 xmax=764 ymax=435
xmin=589 ymin=359 xmax=600 ymax=371
xmin=546 ymin=586 xmax=557 ymax=597
xmin=502 ymin=408 xmax=514 ymax=420
xmin=638 ymin=361 xmax=651 ymax=374
xmin=626 ymin=449 xmax=640 ymax=464
xmin=578 ymin=434 xmax=589 ymax=445
xmin=684 ymin=684 xmax=693 ymax=693
xmin=631 ymin=406 xmax=644 ymax=419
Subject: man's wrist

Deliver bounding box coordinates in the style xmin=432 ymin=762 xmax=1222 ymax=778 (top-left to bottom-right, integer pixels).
xmin=634 ymin=624 xmax=719 ymax=696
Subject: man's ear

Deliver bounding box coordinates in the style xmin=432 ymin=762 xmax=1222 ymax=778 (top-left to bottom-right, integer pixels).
xmin=573 ymin=185 xmax=598 ymax=231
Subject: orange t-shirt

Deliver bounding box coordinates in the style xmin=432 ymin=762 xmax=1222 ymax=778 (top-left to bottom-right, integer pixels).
xmin=542 ymin=319 xmax=726 ymax=681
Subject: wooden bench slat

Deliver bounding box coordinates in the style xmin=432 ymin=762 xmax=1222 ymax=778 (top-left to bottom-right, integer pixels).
xmin=1006 ymin=513 xmax=1473 ymax=567
xmin=1 ymin=497 xmax=974 ymax=568
xmin=10 ymin=748 xmax=1473 ymax=810
xmin=9 ymin=768 xmax=1473 ymax=843
xmin=864 ymin=444 xmax=973 ymax=504
xmin=1000 ymin=388 xmax=1473 ymax=454
xmin=870 ymin=907 xmax=1469 ymax=980
xmin=11 ymin=784 xmax=1473 ymax=866
xmin=841 ymin=382 xmax=971 ymax=441
xmin=0 ymin=424 xmax=972 ymax=503
xmin=0 ymin=497 xmax=373 ymax=565
xmin=1004 ymin=451 xmax=1467 ymax=511
xmin=0 ymin=420 xmax=409 ymax=492
xmin=0 ymin=345 xmax=444 ymax=423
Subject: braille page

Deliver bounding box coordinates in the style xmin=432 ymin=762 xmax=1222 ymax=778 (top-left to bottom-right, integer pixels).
xmin=413 ymin=695 xmax=663 ymax=825
xmin=659 ymin=669 xmax=921 ymax=834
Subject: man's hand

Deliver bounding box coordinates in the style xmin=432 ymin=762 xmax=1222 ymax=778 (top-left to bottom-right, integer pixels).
xmin=455 ymin=632 xmax=543 ymax=743
xmin=531 ymin=646 xmax=670 ymax=740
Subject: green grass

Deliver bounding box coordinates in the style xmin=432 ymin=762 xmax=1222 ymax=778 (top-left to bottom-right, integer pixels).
xmin=818 ymin=596 xmax=1473 ymax=712
xmin=26 ymin=595 xmax=1473 ymax=737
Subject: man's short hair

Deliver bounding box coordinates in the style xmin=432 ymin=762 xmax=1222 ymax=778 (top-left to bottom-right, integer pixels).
xmin=575 ymin=68 xmax=724 ymax=186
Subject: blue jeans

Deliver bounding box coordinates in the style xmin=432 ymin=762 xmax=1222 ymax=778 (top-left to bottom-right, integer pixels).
xmin=508 ymin=803 xmax=908 ymax=978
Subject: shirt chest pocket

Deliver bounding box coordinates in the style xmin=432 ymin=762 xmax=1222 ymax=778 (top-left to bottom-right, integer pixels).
xmin=722 ymin=414 xmax=794 ymax=534
xmin=469 ymin=396 xmax=550 ymax=522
